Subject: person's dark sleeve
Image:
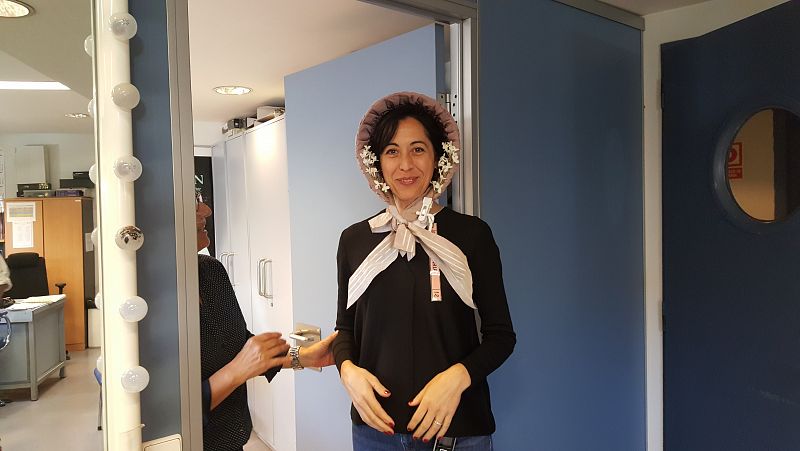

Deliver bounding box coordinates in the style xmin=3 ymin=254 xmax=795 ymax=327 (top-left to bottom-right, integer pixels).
xmin=332 ymin=230 xmax=358 ymax=372
xmin=459 ymin=220 xmax=516 ymax=382
xmin=246 ymin=330 xmax=282 ymax=382
xmin=201 ymin=379 xmax=211 ymax=426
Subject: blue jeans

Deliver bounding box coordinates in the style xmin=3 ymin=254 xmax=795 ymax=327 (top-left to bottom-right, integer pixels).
xmin=352 ymin=424 xmax=493 ymax=451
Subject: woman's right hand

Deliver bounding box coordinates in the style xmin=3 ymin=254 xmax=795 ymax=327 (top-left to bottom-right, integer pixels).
xmin=340 ymin=360 xmax=395 ymax=434
xmin=228 ymin=332 xmax=290 ymax=385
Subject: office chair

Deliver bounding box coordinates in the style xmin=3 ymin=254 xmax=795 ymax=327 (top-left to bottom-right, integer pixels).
xmin=4 ymin=253 xmax=66 ymax=299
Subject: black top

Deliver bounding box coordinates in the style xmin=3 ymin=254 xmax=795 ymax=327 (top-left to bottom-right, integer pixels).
xmin=198 ymin=255 xmax=279 ymax=451
xmin=333 ymin=208 xmax=516 ymax=437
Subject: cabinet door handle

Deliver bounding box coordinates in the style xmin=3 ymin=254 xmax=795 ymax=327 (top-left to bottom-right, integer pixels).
xmin=256 ymin=258 xmax=263 ymax=297
xmin=228 ymin=253 xmax=236 ymax=286
xmin=219 ymin=252 xmax=230 ymax=273
xmin=264 ymin=259 xmax=273 ymax=305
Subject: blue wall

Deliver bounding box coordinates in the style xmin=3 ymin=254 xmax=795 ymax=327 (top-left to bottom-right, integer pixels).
xmin=130 ymin=1 xmax=183 ymax=441
xmin=285 ymin=25 xmax=438 ymax=451
xmin=479 ymin=1 xmax=645 ymax=449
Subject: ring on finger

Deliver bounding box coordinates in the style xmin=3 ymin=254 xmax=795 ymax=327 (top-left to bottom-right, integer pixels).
xmin=433 ymin=419 xmax=443 ymax=427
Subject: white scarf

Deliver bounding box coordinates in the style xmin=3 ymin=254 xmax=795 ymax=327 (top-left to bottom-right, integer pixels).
xmin=346 ymin=196 xmax=475 ymax=310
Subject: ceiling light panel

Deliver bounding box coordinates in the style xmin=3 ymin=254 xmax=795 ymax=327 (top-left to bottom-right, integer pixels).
xmin=0 ymin=81 xmax=70 ymax=90
xmin=0 ymin=0 xmax=32 ymax=18
xmin=214 ymin=85 xmax=252 ymax=95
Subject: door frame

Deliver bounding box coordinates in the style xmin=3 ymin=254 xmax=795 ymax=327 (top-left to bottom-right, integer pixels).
xmin=165 ymin=1 xmax=483 ymax=448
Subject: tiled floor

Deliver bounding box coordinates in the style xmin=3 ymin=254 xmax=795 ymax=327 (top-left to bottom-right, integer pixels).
xmin=0 ymin=348 xmax=103 ymax=451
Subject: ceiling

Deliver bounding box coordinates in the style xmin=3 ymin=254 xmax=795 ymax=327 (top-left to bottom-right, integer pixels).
xmin=188 ymin=0 xmax=431 ymax=124
xmin=0 ymin=0 xmax=718 ymax=134
xmin=600 ymin=0 xmax=709 ymax=15
xmin=0 ymin=0 xmax=93 ymax=134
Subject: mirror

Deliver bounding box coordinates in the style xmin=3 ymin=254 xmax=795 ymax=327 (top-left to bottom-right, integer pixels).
xmin=727 ymin=108 xmax=800 ymax=221
xmin=0 ymin=1 xmax=104 ymax=449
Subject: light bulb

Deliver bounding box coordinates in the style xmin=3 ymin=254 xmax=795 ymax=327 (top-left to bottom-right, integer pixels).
xmin=84 ymin=35 xmax=94 ymax=57
xmin=120 ymin=366 xmax=150 ymax=393
xmin=91 ymin=228 xmax=98 ymax=246
xmin=119 ymin=296 xmax=148 ymax=322
xmin=113 ymin=156 xmax=143 ymax=182
xmin=95 ymin=293 xmax=103 ymax=310
xmin=96 ymin=355 xmax=104 ymax=373
xmin=115 ymin=225 xmax=144 ymax=251
xmin=87 ymin=98 xmax=96 ymax=117
xmin=108 ymin=13 xmax=137 ymax=41
xmin=89 ymin=164 xmax=98 ymax=184
xmin=112 ymin=83 xmax=140 ymax=110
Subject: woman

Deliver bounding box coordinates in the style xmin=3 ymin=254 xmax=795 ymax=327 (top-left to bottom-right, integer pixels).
xmin=196 ymin=199 xmax=336 ymax=451
xmin=334 ymin=92 xmax=516 ymax=450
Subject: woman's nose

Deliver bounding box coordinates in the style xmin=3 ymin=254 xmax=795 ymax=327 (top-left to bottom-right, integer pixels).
xmin=399 ymin=150 xmax=413 ymax=170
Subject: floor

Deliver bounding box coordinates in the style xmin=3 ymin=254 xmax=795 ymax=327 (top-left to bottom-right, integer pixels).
xmin=0 ymin=347 xmax=275 ymax=451
xmin=0 ymin=347 xmax=103 ymax=451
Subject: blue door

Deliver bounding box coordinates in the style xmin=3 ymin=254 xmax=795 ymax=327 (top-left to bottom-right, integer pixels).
xmin=662 ymin=2 xmax=800 ymax=449
xmin=479 ymin=1 xmax=645 ymax=449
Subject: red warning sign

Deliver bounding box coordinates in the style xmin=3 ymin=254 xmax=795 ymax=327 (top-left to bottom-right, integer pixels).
xmin=728 ymin=142 xmax=743 ymax=179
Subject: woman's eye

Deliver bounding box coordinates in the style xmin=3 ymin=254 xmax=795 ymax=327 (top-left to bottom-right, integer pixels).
xmin=413 ymin=146 xmax=426 ymax=153
xmin=383 ymin=148 xmax=398 ymax=156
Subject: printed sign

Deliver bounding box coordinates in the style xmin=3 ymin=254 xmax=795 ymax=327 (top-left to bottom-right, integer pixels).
xmin=728 ymin=142 xmax=743 ymax=180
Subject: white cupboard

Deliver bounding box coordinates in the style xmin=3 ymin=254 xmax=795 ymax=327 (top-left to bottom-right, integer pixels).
xmin=211 ymin=117 xmax=296 ymax=451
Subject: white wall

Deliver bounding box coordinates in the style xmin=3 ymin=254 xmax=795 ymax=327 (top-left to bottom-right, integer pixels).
xmin=0 ymin=133 xmax=95 ymax=194
xmin=642 ymin=1 xmax=789 ymax=449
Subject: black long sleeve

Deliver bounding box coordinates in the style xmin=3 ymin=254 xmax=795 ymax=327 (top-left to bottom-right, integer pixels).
xmin=333 ymin=208 xmax=515 ymax=437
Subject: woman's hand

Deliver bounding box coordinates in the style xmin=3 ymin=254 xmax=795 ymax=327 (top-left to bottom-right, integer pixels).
xmin=298 ymin=331 xmax=338 ymax=368
xmin=340 ymin=360 xmax=395 ymax=434
xmin=407 ymin=363 xmax=471 ymax=442
xmin=227 ymin=332 xmax=290 ymax=385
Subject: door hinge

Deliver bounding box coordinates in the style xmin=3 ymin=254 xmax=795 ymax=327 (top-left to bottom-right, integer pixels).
xmin=437 ymin=92 xmax=458 ymax=122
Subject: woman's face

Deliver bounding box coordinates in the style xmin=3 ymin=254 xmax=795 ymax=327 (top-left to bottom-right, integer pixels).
xmin=196 ymin=201 xmax=212 ymax=251
xmin=379 ymin=117 xmax=436 ymax=209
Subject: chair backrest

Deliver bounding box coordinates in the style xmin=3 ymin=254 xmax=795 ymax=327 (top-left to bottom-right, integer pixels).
xmin=4 ymin=253 xmax=50 ymax=299
xmin=0 ymin=310 xmax=10 ymax=351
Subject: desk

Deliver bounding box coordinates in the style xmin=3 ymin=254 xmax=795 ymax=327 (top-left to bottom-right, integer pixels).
xmin=0 ymin=295 xmax=66 ymax=400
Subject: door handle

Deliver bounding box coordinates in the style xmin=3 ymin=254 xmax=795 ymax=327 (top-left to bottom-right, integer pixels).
xmin=228 ymin=253 xmax=236 ymax=285
xmin=219 ymin=252 xmax=230 ymax=273
xmin=256 ymin=258 xmax=264 ymax=297
xmin=264 ymin=259 xmax=273 ymax=306
xmin=290 ymin=323 xmax=323 ymax=372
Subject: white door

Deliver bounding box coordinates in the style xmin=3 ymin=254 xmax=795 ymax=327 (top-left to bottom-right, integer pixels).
xmin=244 ymin=117 xmax=296 ymax=451
xmin=223 ymin=134 xmax=257 ymax=411
xmin=210 ymin=142 xmax=230 ymax=258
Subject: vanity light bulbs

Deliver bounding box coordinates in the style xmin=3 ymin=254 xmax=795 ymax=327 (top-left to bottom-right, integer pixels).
xmin=113 ymin=155 xmax=143 ymax=182
xmin=84 ymin=35 xmax=94 ymax=57
xmin=112 ymin=83 xmax=140 ymax=110
xmin=119 ymin=296 xmax=148 ymax=323
xmin=95 ymin=293 xmax=103 ymax=310
xmin=115 ymin=225 xmax=144 ymax=251
xmin=89 ymin=164 xmax=98 ymax=184
xmin=108 ymin=13 xmax=137 ymax=41
xmin=120 ymin=366 xmax=150 ymax=393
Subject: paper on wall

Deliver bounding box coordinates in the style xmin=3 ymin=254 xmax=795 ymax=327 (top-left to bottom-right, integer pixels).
xmin=12 ymin=221 xmax=34 ymax=248
xmin=7 ymin=201 xmax=36 ymax=223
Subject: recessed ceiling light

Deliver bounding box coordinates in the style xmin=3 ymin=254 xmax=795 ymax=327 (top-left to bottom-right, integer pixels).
xmin=214 ymin=85 xmax=252 ymax=95
xmin=0 ymin=0 xmax=33 ymax=18
xmin=0 ymin=81 xmax=70 ymax=90
xmin=65 ymin=113 xmax=90 ymax=119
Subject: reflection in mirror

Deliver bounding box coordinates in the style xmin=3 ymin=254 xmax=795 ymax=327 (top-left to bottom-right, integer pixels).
xmin=727 ymin=108 xmax=800 ymax=221
xmin=0 ymin=1 xmax=103 ymax=449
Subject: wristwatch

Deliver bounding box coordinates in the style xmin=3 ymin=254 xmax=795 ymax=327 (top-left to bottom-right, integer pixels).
xmin=289 ymin=345 xmax=304 ymax=370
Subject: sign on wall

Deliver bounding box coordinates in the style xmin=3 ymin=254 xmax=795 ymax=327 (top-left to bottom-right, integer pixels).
xmin=728 ymin=142 xmax=743 ymax=179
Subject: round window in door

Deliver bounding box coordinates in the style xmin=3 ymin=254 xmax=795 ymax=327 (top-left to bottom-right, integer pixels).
xmin=726 ymin=108 xmax=800 ymax=221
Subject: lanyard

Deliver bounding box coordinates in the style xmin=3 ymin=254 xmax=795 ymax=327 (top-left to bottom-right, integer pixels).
xmin=429 ymin=222 xmax=442 ymax=302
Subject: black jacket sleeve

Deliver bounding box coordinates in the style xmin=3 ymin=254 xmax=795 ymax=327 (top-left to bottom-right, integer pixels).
xmin=332 ymin=229 xmax=358 ymax=372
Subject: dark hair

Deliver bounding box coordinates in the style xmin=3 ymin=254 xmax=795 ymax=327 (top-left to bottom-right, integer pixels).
xmin=369 ymin=103 xmax=447 ymax=177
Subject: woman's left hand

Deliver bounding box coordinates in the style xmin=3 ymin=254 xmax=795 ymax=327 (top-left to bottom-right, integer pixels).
xmin=298 ymin=331 xmax=338 ymax=368
xmin=407 ymin=363 xmax=472 ymax=442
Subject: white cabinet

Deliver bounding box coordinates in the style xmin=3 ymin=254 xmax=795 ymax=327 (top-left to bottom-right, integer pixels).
xmin=211 ymin=142 xmax=230 ymax=255
xmin=212 ymin=118 xmax=296 ymax=451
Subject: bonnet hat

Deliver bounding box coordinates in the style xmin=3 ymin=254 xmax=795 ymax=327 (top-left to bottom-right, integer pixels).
xmin=347 ymin=92 xmax=474 ymax=310
xmin=356 ymin=91 xmax=461 ymax=202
